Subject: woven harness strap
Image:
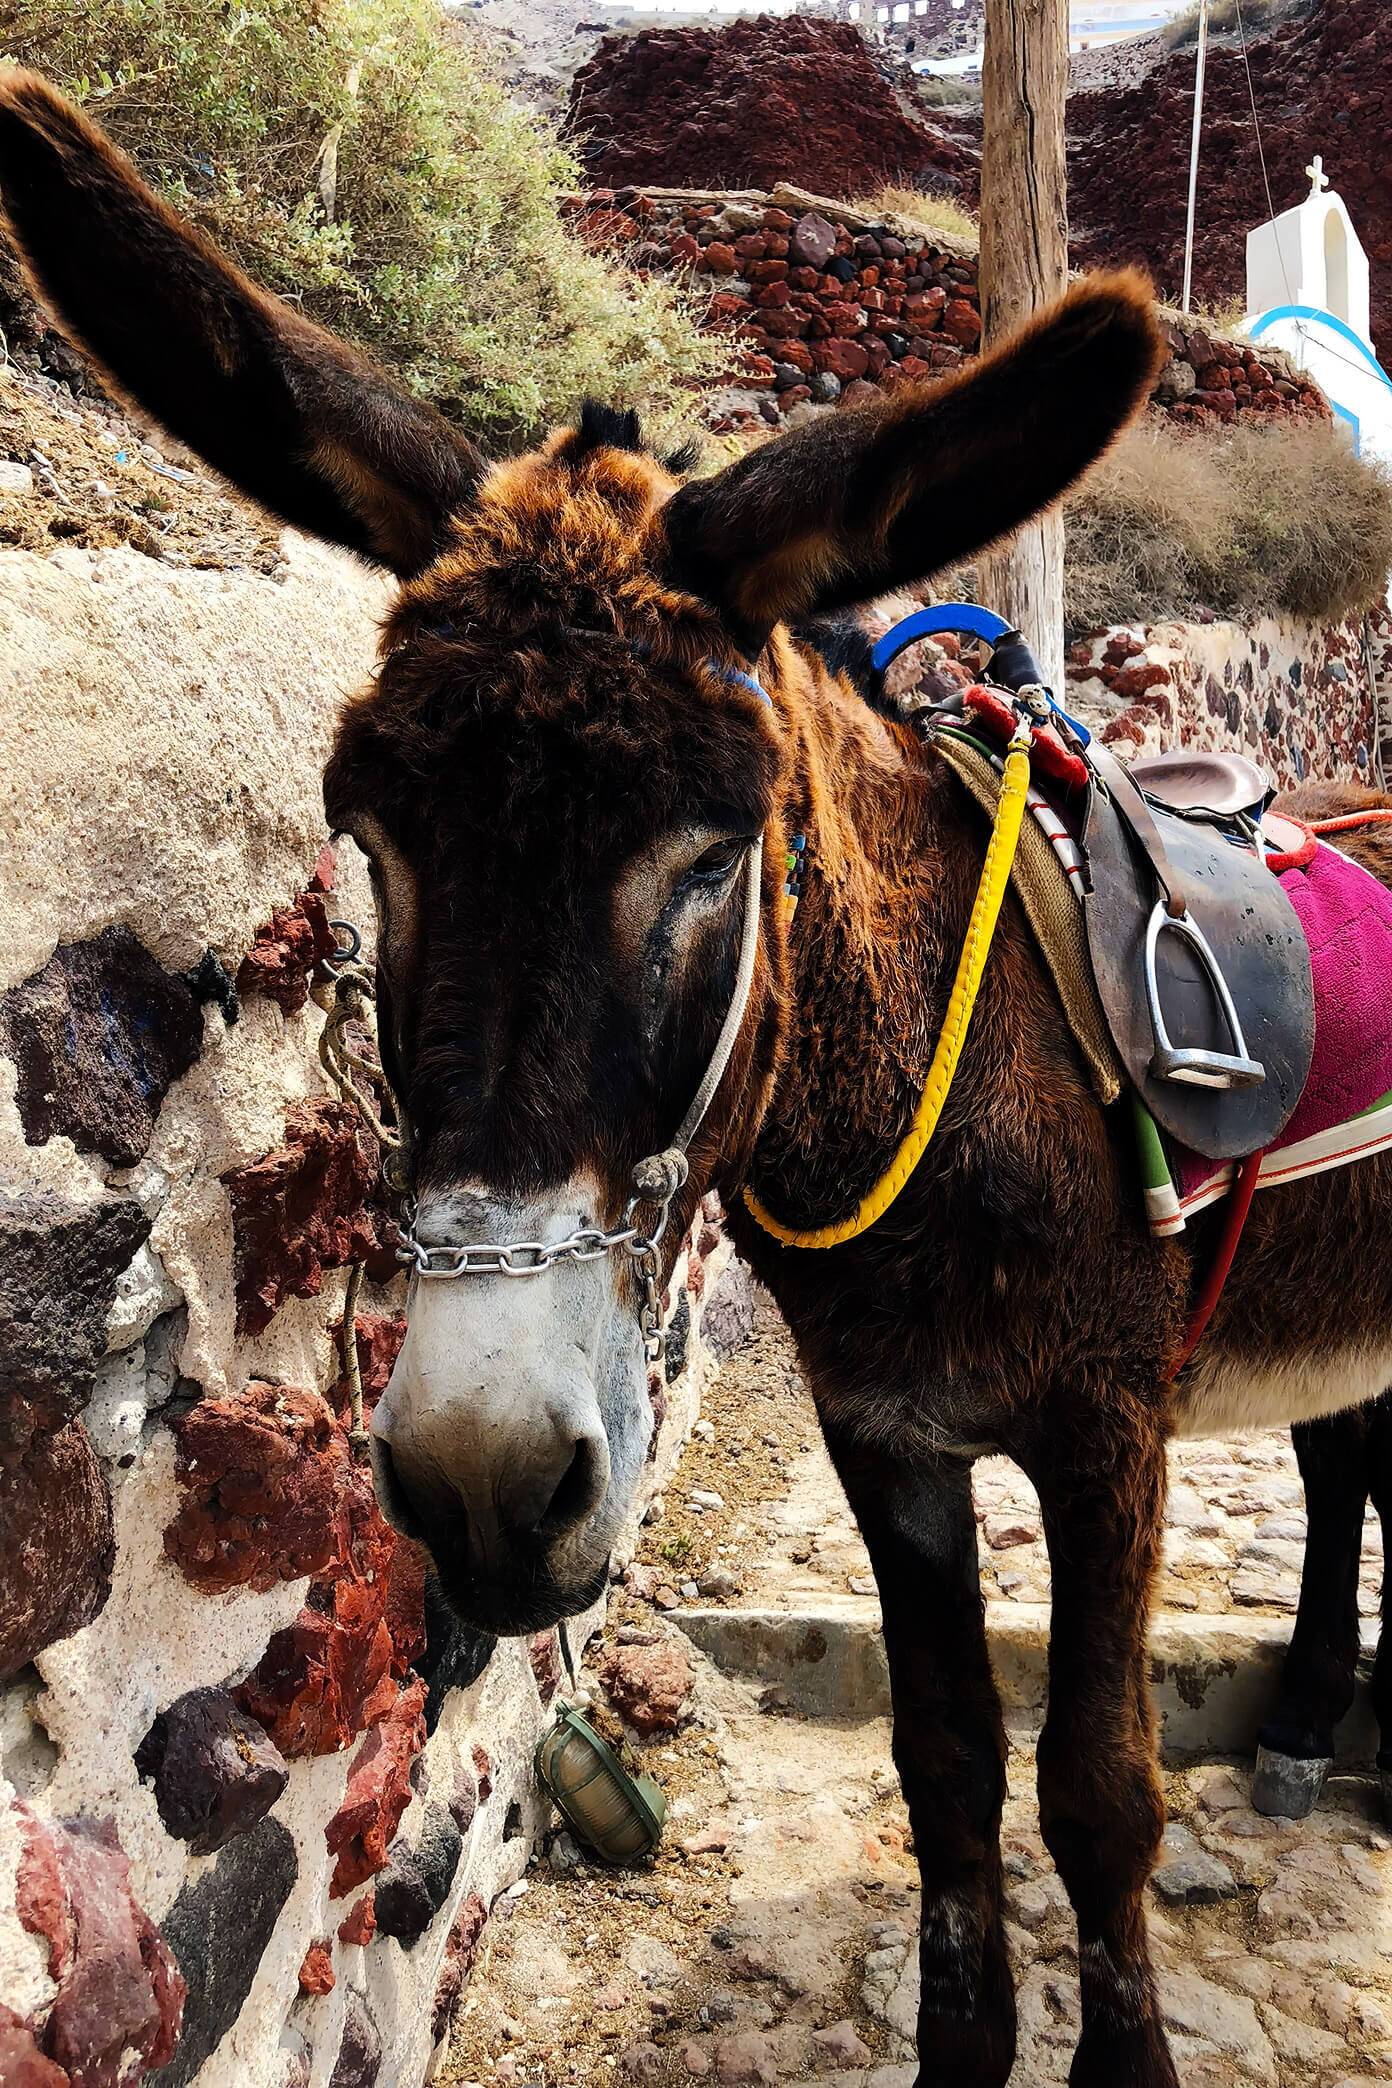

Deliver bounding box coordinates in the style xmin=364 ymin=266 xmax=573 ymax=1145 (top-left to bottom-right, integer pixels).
xmin=744 ymin=723 xmax=1035 ymax=1249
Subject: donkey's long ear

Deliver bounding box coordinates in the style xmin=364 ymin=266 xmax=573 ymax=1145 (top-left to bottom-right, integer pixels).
xmin=0 ymin=70 xmax=483 ymax=576
xmin=662 ymin=272 xmax=1163 ymax=654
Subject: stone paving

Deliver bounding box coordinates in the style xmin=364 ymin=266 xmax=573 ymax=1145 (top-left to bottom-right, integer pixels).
xmin=441 ymin=1298 xmax=1392 ymax=2088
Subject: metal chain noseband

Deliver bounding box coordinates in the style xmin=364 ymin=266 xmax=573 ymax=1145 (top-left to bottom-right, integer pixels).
xmin=316 ymin=650 xmax=775 ymax=1377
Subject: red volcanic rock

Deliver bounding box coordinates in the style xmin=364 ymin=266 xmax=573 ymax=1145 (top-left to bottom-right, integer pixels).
xmin=1113 ymin=661 xmax=1173 ymax=702
xmin=1067 ymin=0 xmax=1392 ymax=363
xmin=222 ymin=1099 xmax=399 ymax=1337
xmin=1 ymin=1420 xmax=114 ymax=1684
xmin=165 ymin=1324 xmax=426 ymax=1758
xmin=298 ymin=1941 xmax=336 ymax=1995
xmin=600 ymin=1641 xmax=695 ymax=1736
xmin=326 ymin=1312 xmax=408 ymax=1431
xmin=236 ymin=1458 xmax=426 ymax=1758
xmin=471 ymin=1743 xmax=493 ymax=1804
xmin=529 ymin=1630 xmax=563 ymax=1705
xmin=164 ymin=1382 xmax=347 ymax=1594
xmin=811 ymin=338 xmax=869 ymax=383
xmin=14 ymin=1807 xmax=185 ymax=2082
xmin=236 ymin=889 xmax=339 ymax=1017
xmin=324 ymin=1678 xmax=428 ymax=1897
xmin=941 ymin=298 xmax=982 ymax=347
xmin=0 ymin=2006 xmax=65 ymax=2087
xmin=431 ymin=1893 xmax=489 ymax=2041
xmin=566 ymin=18 xmax=967 ymax=199
xmin=337 ymin=1892 xmax=377 ymax=1947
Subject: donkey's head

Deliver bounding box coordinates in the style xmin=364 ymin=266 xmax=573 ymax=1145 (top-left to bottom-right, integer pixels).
xmin=0 ymin=71 xmax=1162 ymax=1631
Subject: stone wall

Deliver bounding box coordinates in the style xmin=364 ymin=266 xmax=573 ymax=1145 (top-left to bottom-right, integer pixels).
xmin=564 ymin=186 xmax=1332 ymax=434
xmin=0 ymin=535 xmax=732 ymax=2088
xmin=862 ymin=587 xmax=1389 ymax=792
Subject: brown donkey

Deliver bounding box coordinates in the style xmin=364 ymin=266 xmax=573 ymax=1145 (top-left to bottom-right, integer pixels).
xmin=6 ymin=72 xmax=1392 ymax=2088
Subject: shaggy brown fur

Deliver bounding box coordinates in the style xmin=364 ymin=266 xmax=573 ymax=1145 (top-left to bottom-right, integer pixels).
xmin=8 ymin=69 xmax=1391 ymax=2088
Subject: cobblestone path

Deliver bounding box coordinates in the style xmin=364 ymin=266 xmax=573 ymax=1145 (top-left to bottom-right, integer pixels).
xmin=442 ymin=1297 xmax=1392 ymax=2088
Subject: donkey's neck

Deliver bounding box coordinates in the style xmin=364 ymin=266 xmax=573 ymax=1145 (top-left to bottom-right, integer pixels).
xmin=748 ymin=668 xmax=982 ymax=1229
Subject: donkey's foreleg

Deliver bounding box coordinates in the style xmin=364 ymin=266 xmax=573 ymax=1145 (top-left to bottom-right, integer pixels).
xmin=1254 ymin=1403 xmax=1372 ymax=1818
xmin=1029 ymin=1420 xmax=1178 ymax=2088
xmin=823 ymin=1431 xmax=1015 ymax=2088
xmin=1363 ymin=1393 xmax=1392 ymax=1817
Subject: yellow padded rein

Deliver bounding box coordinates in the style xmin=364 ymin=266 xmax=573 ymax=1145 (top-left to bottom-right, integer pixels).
xmin=743 ymin=725 xmax=1034 ymax=1249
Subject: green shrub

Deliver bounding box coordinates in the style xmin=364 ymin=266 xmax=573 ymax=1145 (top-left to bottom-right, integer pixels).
xmin=0 ymin=0 xmax=720 ymax=445
xmin=1064 ymin=414 xmax=1392 ymax=627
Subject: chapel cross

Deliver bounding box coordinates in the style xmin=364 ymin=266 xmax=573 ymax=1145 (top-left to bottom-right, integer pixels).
xmin=1307 ymin=154 xmax=1330 ymax=196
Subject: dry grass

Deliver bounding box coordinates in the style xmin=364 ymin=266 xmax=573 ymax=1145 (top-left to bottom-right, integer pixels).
xmin=1064 ymin=415 xmax=1392 ymax=628
xmin=866 ymin=182 xmax=979 ymax=247
xmin=916 ymin=73 xmax=981 ymax=109
xmin=1161 ymin=0 xmax=1289 ymax=47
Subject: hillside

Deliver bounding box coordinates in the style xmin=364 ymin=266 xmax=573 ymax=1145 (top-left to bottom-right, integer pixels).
xmin=1068 ymin=0 xmax=1389 ymax=356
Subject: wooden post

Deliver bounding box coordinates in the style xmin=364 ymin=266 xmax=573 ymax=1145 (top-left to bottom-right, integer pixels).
xmin=978 ymin=0 xmax=1069 ymax=695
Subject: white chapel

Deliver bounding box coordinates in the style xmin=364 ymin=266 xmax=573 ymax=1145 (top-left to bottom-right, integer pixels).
xmin=1245 ymin=156 xmax=1392 ymax=466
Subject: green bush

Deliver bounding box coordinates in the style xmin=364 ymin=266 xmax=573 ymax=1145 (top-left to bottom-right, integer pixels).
xmin=0 ymin=0 xmax=720 ymax=445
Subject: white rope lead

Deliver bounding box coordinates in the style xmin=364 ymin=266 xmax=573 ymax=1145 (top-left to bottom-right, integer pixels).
xmin=672 ymin=833 xmax=765 ymax=1156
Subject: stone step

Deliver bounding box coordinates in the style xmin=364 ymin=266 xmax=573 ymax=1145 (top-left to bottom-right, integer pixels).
xmin=673 ymin=1603 xmax=1381 ymax=1761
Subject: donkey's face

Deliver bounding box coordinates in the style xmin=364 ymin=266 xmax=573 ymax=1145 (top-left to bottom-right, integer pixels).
xmin=323 ymin=440 xmax=791 ymax=1627
xmin=0 ymin=68 xmax=1162 ymax=1631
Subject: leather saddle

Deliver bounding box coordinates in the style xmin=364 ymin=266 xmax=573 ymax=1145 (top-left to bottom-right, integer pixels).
xmin=1081 ymin=744 xmax=1315 ymax=1161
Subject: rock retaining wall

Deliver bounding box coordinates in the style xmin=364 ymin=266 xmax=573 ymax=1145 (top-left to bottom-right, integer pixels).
xmin=0 ymin=534 xmax=732 ymax=2088
xmin=863 ymin=586 xmax=1389 ymax=792
xmin=564 ymin=186 xmax=1332 ymax=433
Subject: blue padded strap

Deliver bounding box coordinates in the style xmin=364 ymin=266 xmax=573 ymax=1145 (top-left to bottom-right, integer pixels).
xmin=870 ymin=603 xmax=1091 ymax=748
xmin=870 ymin=603 xmax=1011 ymax=671
xmin=706 ymin=659 xmax=774 ymax=708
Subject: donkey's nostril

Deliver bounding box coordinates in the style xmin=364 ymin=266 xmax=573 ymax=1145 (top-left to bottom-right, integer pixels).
xmin=539 ymin=1431 xmax=609 ymax=1537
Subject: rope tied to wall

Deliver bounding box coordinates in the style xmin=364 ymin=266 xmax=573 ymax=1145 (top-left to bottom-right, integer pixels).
xmin=314 ymin=951 xmax=408 ymax=1456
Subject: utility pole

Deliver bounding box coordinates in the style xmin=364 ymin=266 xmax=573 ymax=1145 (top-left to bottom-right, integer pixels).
xmin=978 ymin=0 xmax=1070 ymax=695
xmin=1181 ymin=0 xmax=1210 ymax=313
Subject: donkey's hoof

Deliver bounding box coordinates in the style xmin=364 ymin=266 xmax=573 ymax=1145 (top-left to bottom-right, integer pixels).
xmin=1251 ymin=1745 xmax=1332 ymax=1820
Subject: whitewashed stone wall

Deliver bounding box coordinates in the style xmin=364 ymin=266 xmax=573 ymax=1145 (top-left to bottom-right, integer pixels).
xmin=0 ymin=534 xmax=730 ymax=2088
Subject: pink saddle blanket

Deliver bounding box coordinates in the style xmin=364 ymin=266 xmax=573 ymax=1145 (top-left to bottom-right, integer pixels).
xmin=1171 ymin=835 xmax=1392 ymax=1217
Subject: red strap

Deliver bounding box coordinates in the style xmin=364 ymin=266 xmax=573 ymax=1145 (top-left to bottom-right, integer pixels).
xmin=1263 ymin=818 xmax=1318 ymax=873
xmin=1172 ymin=1150 xmax=1264 ymax=1376
xmin=1308 ymin=810 xmax=1392 ymax=833
xmin=961 ymin=685 xmax=1090 ymax=790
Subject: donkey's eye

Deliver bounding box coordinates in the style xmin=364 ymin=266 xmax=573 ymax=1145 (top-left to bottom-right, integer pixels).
xmin=683 ymin=838 xmax=748 ymax=889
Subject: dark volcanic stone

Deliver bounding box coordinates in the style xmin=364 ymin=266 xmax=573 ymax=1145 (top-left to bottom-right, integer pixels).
xmin=0 ymin=926 xmax=204 ymax=1167
xmin=0 ymin=1191 xmax=151 ymax=1462
xmin=136 ymin=1688 xmax=289 ymax=1856
xmin=151 ymin=1816 xmax=297 ymax=2087
xmin=663 ymin=1288 xmax=690 ymax=1384
xmin=372 ymin=1805 xmax=464 ymax=1946
xmin=1 ymin=1421 xmax=114 ymax=1683
xmin=329 ymin=1989 xmax=383 ymax=2088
